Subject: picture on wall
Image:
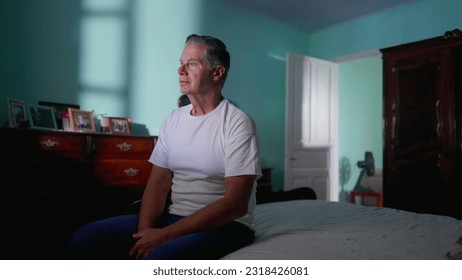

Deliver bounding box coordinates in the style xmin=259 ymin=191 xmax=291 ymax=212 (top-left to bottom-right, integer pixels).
xmin=28 ymin=104 xmax=58 ymax=130
xmin=68 ymin=108 xmax=96 ymax=132
xmin=7 ymin=98 xmax=29 ymax=128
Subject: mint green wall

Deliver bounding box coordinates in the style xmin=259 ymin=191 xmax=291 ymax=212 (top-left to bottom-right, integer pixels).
xmin=0 ymin=0 xmax=81 ymax=117
xmin=338 ymin=56 xmax=382 ymax=194
xmin=310 ymin=0 xmax=462 ymax=60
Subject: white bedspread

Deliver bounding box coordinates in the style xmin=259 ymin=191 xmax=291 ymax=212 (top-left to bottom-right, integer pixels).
xmin=222 ymin=200 xmax=462 ymax=259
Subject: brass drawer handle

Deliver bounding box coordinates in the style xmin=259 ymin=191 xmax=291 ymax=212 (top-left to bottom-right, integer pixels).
xmin=124 ymin=168 xmax=139 ymax=177
xmin=116 ymin=142 xmax=133 ymax=152
xmin=40 ymin=139 xmax=60 ymax=147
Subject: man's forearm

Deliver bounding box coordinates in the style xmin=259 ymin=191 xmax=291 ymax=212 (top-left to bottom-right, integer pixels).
xmin=160 ymin=197 xmax=247 ymax=241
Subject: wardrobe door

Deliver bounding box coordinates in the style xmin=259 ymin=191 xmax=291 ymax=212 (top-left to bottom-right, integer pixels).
xmin=383 ymin=47 xmax=456 ymax=217
xmin=449 ymin=45 xmax=462 ymax=218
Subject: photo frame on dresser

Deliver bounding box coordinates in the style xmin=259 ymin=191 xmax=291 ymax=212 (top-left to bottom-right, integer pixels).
xmin=108 ymin=117 xmax=132 ymax=135
xmin=68 ymin=108 xmax=96 ymax=133
xmin=28 ymin=104 xmax=58 ymax=130
xmin=7 ymin=98 xmax=29 ymax=128
xmin=38 ymin=101 xmax=80 ymax=130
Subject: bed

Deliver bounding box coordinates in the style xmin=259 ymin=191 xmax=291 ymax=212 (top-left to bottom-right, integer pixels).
xmin=222 ymin=197 xmax=462 ymax=260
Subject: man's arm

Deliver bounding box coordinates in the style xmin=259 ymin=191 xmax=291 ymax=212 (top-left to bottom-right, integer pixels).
xmin=137 ymin=164 xmax=173 ymax=231
xmin=165 ymin=174 xmax=255 ymax=232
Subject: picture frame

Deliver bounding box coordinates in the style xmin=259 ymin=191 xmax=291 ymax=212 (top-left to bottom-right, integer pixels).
xmin=28 ymin=104 xmax=58 ymax=130
xmin=7 ymin=98 xmax=29 ymax=128
xmin=108 ymin=117 xmax=132 ymax=135
xmin=38 ymin=101 xmax=80 ymax=130
xmin=68 ymin=108 xmax=96 ymax=132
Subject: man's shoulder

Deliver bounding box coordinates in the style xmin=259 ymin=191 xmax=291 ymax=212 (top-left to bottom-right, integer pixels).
xmin=166 ymin=104 xmax=191 ymax=119
xmin=223 ymin=99 xmax=251 ymax=118
xmin=223 ymin=99 xmax=256 ymax=130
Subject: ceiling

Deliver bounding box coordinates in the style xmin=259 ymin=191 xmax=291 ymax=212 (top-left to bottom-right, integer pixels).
xmin=218 ymin=0 xmax=417 ymax=33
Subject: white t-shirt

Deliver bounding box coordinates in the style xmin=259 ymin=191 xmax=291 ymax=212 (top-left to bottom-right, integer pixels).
xmin=149 ymin=99 xmax=261 ymax=229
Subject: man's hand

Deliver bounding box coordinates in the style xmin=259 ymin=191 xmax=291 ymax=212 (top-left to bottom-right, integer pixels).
xmin=129 ymin=228 xmax=169 ymax=260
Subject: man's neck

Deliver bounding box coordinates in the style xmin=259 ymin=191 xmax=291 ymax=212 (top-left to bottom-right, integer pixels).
xmin=190 ymin=93 xmax=223 ymax=116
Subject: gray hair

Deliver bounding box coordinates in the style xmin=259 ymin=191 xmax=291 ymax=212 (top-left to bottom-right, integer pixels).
xmin=185 ymin=34 xmax=230 ymax=88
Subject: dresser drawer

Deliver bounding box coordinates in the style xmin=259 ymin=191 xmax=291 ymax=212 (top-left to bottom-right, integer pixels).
xmin=92 ymin=159 xmax=152 ymax=188
xmin=91 ymin=136 xmax=155 ymax=159
xmin=34 ymin=133 xmax=88 ymax=155
xmin=0 ymin=130 xmax=88 ymax=157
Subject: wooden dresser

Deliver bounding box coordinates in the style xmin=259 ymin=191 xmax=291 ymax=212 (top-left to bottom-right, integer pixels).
xmin=0 ymin=128 xmax=157 ymax=259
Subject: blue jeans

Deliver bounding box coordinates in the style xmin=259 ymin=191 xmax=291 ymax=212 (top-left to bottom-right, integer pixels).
xmin=66 ymin=212 xmax=255 ymax=260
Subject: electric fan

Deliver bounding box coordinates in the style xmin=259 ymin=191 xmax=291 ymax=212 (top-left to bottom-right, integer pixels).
xmin=353 ymin=151 xmax=375 ymax=191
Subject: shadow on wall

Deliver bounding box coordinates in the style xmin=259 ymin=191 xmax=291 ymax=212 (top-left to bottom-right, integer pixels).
xmin=339 ymin=156 xmax=351 ymax=202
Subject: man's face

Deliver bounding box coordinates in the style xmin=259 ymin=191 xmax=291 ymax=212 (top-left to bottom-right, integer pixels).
xmin=178 ymin=44 xmax=214 ymax=95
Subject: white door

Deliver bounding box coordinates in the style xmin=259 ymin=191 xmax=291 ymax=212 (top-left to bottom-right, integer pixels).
xmin=285 ymin=53 xmax=339 ymax=201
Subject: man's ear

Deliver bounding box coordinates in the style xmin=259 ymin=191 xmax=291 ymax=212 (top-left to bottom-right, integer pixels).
xmin=213 ymin=65 xmax=225 ymax=81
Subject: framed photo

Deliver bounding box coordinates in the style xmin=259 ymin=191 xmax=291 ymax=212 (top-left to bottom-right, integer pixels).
xmin=108 ymin=117 xmax=132 ymax=135
xmin=38 ymin=101 xmax=80 ymax=130
xmin=68 ymin=108 xmax=96 ymax=132
xmin=28 ymin=104 xmax=58 ymax=130
xmin=7 ymin=98 xmax=29 ymax=128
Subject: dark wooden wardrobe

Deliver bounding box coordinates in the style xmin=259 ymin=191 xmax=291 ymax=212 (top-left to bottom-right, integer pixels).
xmin=381 ymin=29 xmax=462 ymax=220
